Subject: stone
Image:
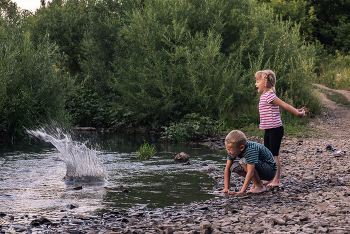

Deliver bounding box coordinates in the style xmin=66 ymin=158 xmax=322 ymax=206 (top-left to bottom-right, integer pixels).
xmin=174 ymin=152 xmax=190 ymax=162
xmin=270 ymin=217 xmax=286 ymax=225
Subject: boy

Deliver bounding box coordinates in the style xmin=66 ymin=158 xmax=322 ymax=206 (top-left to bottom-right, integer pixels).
xmin=220 ymin=130 xmax=277 ymax=194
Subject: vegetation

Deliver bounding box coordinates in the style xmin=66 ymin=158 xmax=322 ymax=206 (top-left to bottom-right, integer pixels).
xmin=161 ymin=113 xmax=222 ymax=142
xmin=0 ymin=14 xmax=73 ymax=142
xmin=315 ymin=86 xmax=350 ymax=108
xmin=137 ymin=140 xmax=156 ymax=159
xmin=0 ymin=0 xmax=349 ymax=142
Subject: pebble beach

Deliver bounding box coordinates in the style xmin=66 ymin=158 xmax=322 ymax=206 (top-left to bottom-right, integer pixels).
xmin=1 ymin=87 xmax=350 ymax=234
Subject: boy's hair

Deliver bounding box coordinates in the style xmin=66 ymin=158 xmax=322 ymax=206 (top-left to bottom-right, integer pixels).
xmin=225 ymin=130 xmax=247 ymax=147
xmin=255 ymin=70 xmax=276 ymax=92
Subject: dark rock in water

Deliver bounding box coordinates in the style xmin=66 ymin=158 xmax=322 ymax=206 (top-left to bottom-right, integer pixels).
xmin=110 ymin=209 xmax=120 ymax=214
xmin=200 ymin=162 xmax=208 ymax=166
xmin=73 ymin=186 xmax=83 ymax=190
xmin=174 ymin=152 xmax=190 ymax=162
xmin=30 ymin=217 xmax=52 ymax=226
xmin=66 ymin=204 xmax=78 ymax=209
xmin=0 ymin=213 xmax=6 ymax=217
xmin=122 ymin=189 xmax=129 ymax=194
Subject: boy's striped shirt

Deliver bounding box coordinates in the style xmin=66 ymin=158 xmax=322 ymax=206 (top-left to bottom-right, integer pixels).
xmin=227 ymin=141 xmax=277 ymax=170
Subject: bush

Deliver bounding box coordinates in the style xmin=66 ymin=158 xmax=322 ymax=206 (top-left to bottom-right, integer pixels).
xmin=0 ymin=17 xmax=73 ymax=142
xmin=161 ymin=113 xmax=222 ymax=142
xmin=111 ymin=0 xmax=320 ymax=130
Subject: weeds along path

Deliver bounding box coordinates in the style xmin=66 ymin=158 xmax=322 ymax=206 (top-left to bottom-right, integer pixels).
xmin=312 ymin=83 xmax=350 ymax=138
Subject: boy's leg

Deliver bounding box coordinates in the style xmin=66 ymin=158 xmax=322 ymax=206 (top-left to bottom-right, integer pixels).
xmin=230 ymin=160 xmax=246 ymax=177
xmin=252 ymin=160 xmax=277 ymax=193
xmin=240 ymin=164 xmax=266 ymax=193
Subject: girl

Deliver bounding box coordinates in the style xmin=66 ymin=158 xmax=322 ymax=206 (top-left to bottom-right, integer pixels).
xmin=255 ymin=70 xmax=306 ymax=187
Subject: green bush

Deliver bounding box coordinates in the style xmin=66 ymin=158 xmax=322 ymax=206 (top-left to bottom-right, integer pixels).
xmin=111 ymin=0 xmax=319 ymax=130
xmin=161 ymin=113 xmax=222 ymax=142
xmin=0 ymin=17 xmax=73 ymax=142
xmin=137 ymin=140 xmax=156 ymax=159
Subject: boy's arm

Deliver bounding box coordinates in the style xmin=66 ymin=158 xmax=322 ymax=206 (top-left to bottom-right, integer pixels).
xmin=271 ymin=97 xmax=306 ymax=118
xmin=220 ymin=159 xmax=233 ymax=193
xmin=238 ymin=164 xmax=255 ymax=193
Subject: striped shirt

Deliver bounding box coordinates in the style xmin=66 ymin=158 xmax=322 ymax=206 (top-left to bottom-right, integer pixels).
xmin=259 ymin=91 xmax=283 ymax=129
xmin=227 ymin=141 xmax=277 ymax=170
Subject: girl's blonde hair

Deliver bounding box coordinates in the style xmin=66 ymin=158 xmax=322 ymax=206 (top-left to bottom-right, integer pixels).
xmin=255 ymin=70 xmax=276 ymax=93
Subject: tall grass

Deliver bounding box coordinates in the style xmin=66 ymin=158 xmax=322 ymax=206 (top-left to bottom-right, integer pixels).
xmin=315 ymin=52 xmax=350 ymax=91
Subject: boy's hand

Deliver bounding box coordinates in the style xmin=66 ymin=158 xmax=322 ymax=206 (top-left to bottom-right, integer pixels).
xmin=219 ymin=188 xmax=230 ymax=193
xmin=234 ymin=190 xmax=246 ymax=194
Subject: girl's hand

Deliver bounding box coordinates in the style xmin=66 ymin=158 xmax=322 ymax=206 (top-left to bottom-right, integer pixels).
xmin=298 ymin=107 xmax=308 ymax=113
xmin=297 ymin=106 xmax=307 ymax=118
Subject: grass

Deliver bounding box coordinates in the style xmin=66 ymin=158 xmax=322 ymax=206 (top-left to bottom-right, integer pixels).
xmin=137 ymin=140 xmax=156 ymax=159
xmin=239 ymin=117 xmax=322 ymax=139
xmin=315 ymin=86 xmax=350 ymax=108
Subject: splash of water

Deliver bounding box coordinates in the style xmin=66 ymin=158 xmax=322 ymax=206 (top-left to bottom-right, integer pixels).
xmin=27 ymin=128 xmax=107 ymax=182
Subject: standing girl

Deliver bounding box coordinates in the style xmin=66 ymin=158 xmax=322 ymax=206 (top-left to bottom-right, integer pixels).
xmin=255 ymin=70 xmax=306 ymax=187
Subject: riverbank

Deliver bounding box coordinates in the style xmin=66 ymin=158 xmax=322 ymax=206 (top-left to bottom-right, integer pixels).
xmin=1 ymin=85 xmax=350 ymax=233
xmin=1 ymin=135 xmax=349 ymax=233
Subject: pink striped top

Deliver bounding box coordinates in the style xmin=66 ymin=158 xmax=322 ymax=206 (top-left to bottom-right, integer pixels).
xmin=259 ymin=91 xmax=283 ymax=130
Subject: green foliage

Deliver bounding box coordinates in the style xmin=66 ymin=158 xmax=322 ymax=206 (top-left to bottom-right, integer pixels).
xmin=137 ymin=140 xmax=156 ymax=159
xmin=0 ymin=17 xmax=73 ymax=141
xmin=17 ymin=0 xmax=323 ymax=135
xmin=65 ymin=89 xmax=118 ymax=128
xmin=260 ymin=0 xmax=350 ymax=55
xmin=111 ymin=0 xmax=319 ymax=130
xmin=315 ymin=52 xmax=350 ymax=91
xmin=161 ymin=113 xmax=222 ymax=142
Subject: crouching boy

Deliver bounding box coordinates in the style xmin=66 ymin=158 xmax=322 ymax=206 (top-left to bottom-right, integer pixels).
xmin=221 ymin=130 xmax=277 ymax=194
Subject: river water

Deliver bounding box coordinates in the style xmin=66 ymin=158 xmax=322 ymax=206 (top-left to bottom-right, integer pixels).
xmin=0 ymin=130 xmax=226 ymax=220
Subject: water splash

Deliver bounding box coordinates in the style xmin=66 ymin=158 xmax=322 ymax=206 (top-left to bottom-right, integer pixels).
xmin=27 ymin=128 xmax=107 ymax=182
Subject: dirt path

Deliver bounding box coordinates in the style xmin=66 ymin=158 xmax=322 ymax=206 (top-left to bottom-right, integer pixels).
xmin=312 ymin=83 xmax=350 ymax=138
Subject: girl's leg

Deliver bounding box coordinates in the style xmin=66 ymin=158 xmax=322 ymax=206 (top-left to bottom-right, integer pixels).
xmin=268 ymin=155 xmax=281 ymax=187
xmin=263 ymin=130 xmax=272 ymax=185
xmin=265 ymin=127 xmax=284 ymax=187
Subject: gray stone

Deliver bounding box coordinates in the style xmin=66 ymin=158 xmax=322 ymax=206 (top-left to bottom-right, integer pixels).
xmin=174 ymin=152 xmax=190 ymax=162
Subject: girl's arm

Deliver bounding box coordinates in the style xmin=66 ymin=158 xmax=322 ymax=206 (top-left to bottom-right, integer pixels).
xmin=271 ymin=97 xmax=306 ymax=118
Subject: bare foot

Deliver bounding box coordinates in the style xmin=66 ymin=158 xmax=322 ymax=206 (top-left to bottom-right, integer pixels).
xmin=247 ymin=185 xmax=266 ymax=193
xmin=262 ymin=180 xmax=272 ymax=185
xmin=266 ymin=181 xmax=281 ymax=187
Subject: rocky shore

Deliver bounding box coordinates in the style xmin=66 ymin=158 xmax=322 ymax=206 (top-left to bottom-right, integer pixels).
xmin=1 ymin=86 xmax=350 ymax=233
xmin=1 ymin=134 xmax=349 ymax=234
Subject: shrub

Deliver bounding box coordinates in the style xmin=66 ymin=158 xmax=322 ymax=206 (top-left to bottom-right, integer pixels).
xmin=137 ymin=140 xmax=156 ymax=159
xmin=0 ymin=17 xmax=73 ymax=142
xmin=161 ymin=113 xmax=222 ymax=142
